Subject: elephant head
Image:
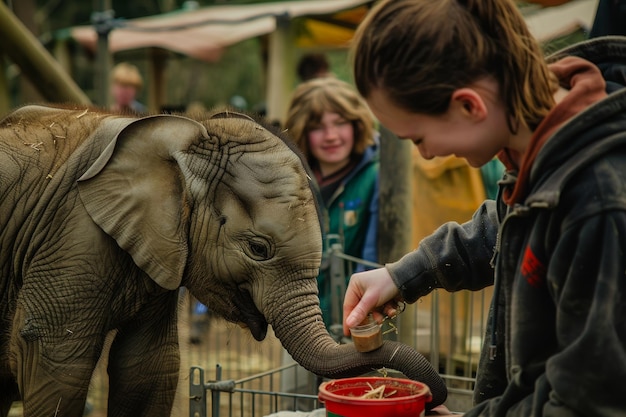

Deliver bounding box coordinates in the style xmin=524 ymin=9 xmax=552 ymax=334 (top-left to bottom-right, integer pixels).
xmin=2 ymin=105 xmax=445 ymax=415
xmin=77 ymin=110 xmax=326 ymax=343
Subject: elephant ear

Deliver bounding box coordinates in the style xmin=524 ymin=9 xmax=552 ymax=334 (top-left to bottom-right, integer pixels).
xmin=77 ymin=115 xmax=209 ymax=290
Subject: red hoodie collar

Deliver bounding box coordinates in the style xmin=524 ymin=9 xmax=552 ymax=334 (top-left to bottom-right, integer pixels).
xmin=500 ymin=56 xmax=607 ymax=206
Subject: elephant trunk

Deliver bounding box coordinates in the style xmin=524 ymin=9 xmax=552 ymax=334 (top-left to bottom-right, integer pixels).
xmin=265 ymin=288 xmax=447 ymax=409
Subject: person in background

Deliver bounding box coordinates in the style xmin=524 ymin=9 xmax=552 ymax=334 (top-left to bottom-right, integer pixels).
xmin=110 ymin=62 xmax=147 ymax=115
xmin=279 ymin=77 xmax=379 ymax=411
xmin=296 ymin=53 xmax=331 ymax=82
xmin=285 ymin=77 xmax=379 ymax=332
xmin=342 ymin=0 xmax=626 ymax=416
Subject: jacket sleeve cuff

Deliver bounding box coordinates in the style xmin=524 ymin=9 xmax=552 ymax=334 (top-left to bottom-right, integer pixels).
xmin=386 ymin=249 xmax=441 ymax=304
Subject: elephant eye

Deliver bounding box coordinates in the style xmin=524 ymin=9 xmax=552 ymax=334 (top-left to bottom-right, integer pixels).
xmin=247 ymin=238 xmax=273 ymax=261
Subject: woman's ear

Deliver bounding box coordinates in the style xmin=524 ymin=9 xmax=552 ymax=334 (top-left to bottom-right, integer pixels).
xmin=450 ymin=88 xmax=488 ymax=121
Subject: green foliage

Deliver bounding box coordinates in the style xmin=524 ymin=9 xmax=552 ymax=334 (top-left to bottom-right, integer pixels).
xmin=541 ymin=26 xmax=590 ymax=55
xmin=162 ymin=38 xmax=266 ymax=112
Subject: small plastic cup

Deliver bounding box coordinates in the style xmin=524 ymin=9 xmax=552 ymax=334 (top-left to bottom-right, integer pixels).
xmin=349 ymin=315 xmax=383 ymax=352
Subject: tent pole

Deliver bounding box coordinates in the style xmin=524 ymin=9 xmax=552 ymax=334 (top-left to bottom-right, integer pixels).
xmin=92 ymin=0 xmax=113 ymax=109
xmin=265 ymin=13 xmax=295 ymax=126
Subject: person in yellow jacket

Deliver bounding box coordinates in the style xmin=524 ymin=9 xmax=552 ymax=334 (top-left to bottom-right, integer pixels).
xmin=405 ymin=149 xmax=503 ymax=357
xmin=412 ymin=151 xmax=489 ymax=246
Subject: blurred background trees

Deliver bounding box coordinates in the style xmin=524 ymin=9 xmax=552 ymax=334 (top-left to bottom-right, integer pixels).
xmin=1 ymin=0 xmax=355 ymax=117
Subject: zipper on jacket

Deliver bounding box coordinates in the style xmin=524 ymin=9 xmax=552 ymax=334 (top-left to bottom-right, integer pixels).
xmin=488 ymin=202 xmax=531 ymax=360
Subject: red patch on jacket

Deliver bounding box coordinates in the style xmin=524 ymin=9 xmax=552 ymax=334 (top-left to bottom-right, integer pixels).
xmin=520 ymin=245 xmax=546 ymax=288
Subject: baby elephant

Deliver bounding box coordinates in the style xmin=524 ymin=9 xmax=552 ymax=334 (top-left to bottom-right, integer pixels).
xmin=0 ymin=105 xmax=446 ymax=416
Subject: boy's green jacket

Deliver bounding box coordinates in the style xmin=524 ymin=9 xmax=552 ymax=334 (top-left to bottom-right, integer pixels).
xmin=318 ymin=142 xmax=379 ymax=328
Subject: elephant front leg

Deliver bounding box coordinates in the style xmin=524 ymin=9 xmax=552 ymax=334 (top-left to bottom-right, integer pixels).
xmin=107 ymin=294 xmax=180 ymax=417
xmin=10 ymin=314 xmax=99 ymax=417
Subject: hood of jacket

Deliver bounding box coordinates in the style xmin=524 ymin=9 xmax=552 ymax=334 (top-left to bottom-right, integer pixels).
xmin=504 ymin=36 xmax=626 ymax=208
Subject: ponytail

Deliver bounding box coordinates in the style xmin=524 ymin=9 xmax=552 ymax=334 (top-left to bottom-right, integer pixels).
xmin=458 ymin=0 xmax=557 ymax=131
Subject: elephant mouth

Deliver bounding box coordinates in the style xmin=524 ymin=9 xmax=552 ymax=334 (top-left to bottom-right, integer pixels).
xmin=235 ymin=288 xmax=268 ymax=341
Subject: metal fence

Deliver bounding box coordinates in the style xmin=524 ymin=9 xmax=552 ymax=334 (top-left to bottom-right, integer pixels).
xmin=188 ymin=364 xmax=479 ymax=417
xmin=189 ymin=363 xmax=320 ymax=417
xmin=187 ymin=242 xmax=492 ymax=417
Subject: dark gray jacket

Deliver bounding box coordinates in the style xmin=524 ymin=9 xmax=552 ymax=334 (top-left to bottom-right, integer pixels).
xmin=387 ymin=36 xmax=626 ymax=416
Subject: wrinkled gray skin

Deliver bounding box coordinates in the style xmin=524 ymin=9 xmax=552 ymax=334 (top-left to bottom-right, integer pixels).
xmin=0 ymin=105 xmax=446 ymax=417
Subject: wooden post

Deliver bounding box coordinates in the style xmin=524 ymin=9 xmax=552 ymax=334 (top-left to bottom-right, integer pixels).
xmin=0 ymin=56 xmax=10 ymax=116
xmin=12 ymin=0 xmax=42 ymax=104
xmin=265 ymin=13 xmax=296 ymax=125
xmin=148 ymin=48 xmax=168 ymax=113
xmin=377 ymin=126 xmax=414 ymax=342
xmin=92 ymin=0 xmax=113 ymax=108
xmin=53 ymin=40 xmax=72 ymax=76
xmin=377 ymin=125 xmax=414 ymax=264
xmin=0 ymin=1 xmax=90 ymax=104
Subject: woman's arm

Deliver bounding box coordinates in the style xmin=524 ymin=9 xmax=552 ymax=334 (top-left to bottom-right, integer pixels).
xmin=388 ymin=200 xmax=499 ymax=303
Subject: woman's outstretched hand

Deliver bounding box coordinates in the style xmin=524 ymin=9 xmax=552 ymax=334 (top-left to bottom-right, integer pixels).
xmin=342 ymin=267 xmax=403 ymax=336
